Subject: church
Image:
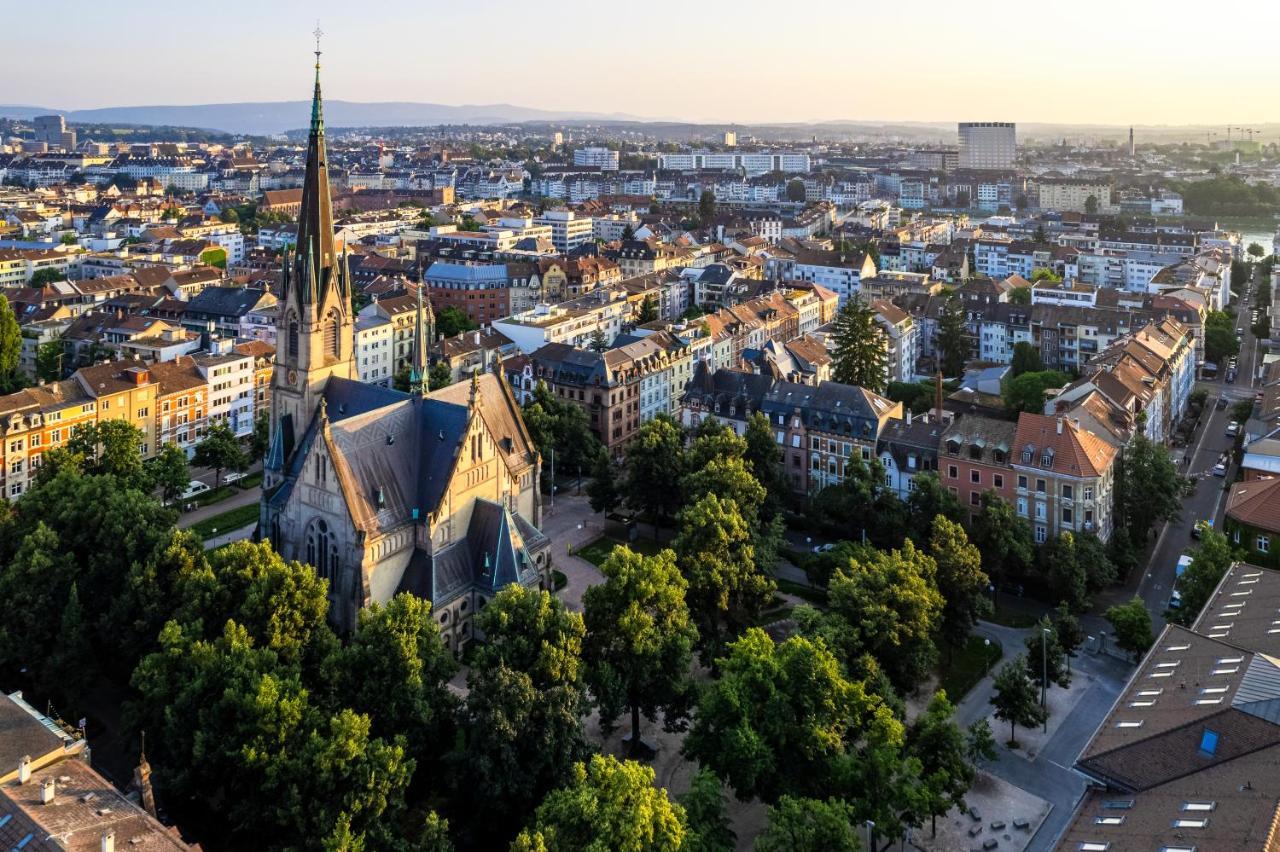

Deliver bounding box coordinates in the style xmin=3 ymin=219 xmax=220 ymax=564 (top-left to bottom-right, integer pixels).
xmin=260 ymin=46 xmax=550 ymax=648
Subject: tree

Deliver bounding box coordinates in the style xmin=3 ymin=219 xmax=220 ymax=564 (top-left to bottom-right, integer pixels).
xmin=512 ymin=755 xmax=686 ymax=852
xmin=586 ymin=451 xmax=622 ymax=515
xmin=786 ymin=180 xmax=807 ymax=203
xmin=0 ymin=523 xmax=76 ymax=695
xmin=620 ymin=223 xmax=635 ymax=241
xmin=327 ymin=594 xmax=457 ymax=765
xmin=698 ymin=188 xmax=716 ymax=222
xmin=1002 ymin=370 xmax=1069 ymax=417
xmin=973 ymin=491 xmax=1033 ymax=590
xmin=905 ymin=471 xmax=964 ymax=544
xmin=990 ymin=657 xmax=1047 ymax=747
xmin=150 ymin=442 xmax=190 ymax=504
xmin=743 ymin=411 xmax=786 ymax=518
xmin=522 ymin=381 xmax=604 ymax=493
xmin=435 ymin=305 xmax=477 ymax=339
xmin=1042 ymin=532 xmax=1088 ymax=612
xmin=966 ymin=719 xmax=997 ymax=766
xmin=192 ymin=421 xmax=248 ymax=488
xmin=250 ymin=409 xmax=271 ymax=462
xmin=685 ymin=628 xmax=903 ymax=805
xmin=909 ymin=692 xmax=975 ymax=837
xmin=1248 ymin=241 xmax=1265 ymax=258
xmin=1170 ymin=529 xmax=1234 ymax=624
xmin=683 ymin=456 xmax=765 ymax=525
xmin=1084 ymin=195 xmax=1099 ymax=215
xmin=806 ymin=540 xmax=943 ymax=694
xmin=428 ymin=361 xmax=453 ymax=390
xmin=1074 ymin=532 xmax=1118 ymax=596
xmin=1053 ymin=602 xmax=1084 ymax=666
xmin=930 ymin=516 xmax=990 ymax=649
xmin=65 ymin=419 xmax=147 ymax=487
xmin=582 ymin=546 xmax=697 ymax=757
xmin=1115 ymin=434 xmax=1185 ymax=543
xmin=34 ymin=337 xmax=65 ymax=382
xmin=457 ymin=586 xmax=589 ymax=846
xmin=1023 ymin=616 xmax=1070 ymax=692
xmin=1007 ymin=286 xmax=1032 ymax=305
xmin=680 ymin=769 xmax=735 ymax=852
xmin=30 ymin=268 xmax=64 ymax=286
xmin=638 ymin=294 xmax=659 ymax=324
xmin=1204 ymin=310 xmax=1240 ymax=364
xmin=0 ymin=294 xmax=22 ymax=388
xmin=623 ymin=415 xmax=685 ymax=534
xmin=936 ymin=294 xmax=969 ymax=377
xmin=1010 ymin=341 xmax=1044 ymax=376
xmin=830 ymin=299 xmax=888 ymax=392
xmin=673 ymin=494 xmax=775 ymax=662
xmin=755 ymin=797 xmax=861 ymax=852
xmin=1106 ymin=597 xmax=1154 ymax=661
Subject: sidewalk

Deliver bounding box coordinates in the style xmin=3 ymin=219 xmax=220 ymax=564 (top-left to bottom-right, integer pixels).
xmin=203 ymin=522 xmax=257 ymax=550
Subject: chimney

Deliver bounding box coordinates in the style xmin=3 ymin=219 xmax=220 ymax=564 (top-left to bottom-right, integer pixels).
xmin=18 ymin=755 xmax=32 ymax=784
xmin=1056 ymin=417 xmax=1064 ymax=434
xmin=934 ymin=371 xmax=943 ymax=424
xmin=101 ymin=830 xmax=115 ymax=852
xmin=40 ymin=778 xmax=56 ymax=804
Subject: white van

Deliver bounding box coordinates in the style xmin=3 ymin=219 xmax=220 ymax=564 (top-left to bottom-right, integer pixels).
xmin=182 ymin=480 xmax=211 ymax=499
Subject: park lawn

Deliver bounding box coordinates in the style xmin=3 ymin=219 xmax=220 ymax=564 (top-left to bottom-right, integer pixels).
xmin=773 ymin=577 xmax=829 ymax=606
xmin=190 ymin=503 xmax=261 ymax=541
xmin=938 ymin=634 xmax=1003 ymax=701
xmin=574 ymin=535 xmax=665 ymax=567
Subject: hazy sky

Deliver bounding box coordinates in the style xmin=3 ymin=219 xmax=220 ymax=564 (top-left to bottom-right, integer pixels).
xmin=8 ymin=0 xmax=1279 ymax=125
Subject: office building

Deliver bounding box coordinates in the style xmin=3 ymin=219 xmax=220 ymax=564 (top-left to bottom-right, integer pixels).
xmin=958 ymin=122 xmax=1016 ymax=170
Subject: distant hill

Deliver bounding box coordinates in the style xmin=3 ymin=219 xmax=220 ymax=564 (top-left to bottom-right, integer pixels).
xmin=0 ymin=101 xmax=650 ymax=136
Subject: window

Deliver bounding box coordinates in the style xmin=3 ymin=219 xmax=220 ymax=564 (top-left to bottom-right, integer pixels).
xmin=1084 ymin=486 xmax=1094 ymax=501
xmin=1036 ymin=478 xmax=1046 ymax=493
xmin=948 ymin=465 xmax=958 ymax=479
xmin=1172 ymin=820 xmax=1208 ymax=829
xmin=1198 ymin=729 xmax=1218 ymax=757
xmin=994 ymin=474 xmax=1003 ymax=489
xmin=1258 ymin=536 xmax=1271 ymax=554
xmin=1017 ymin=498 xmax=1027 ymax=516
xmin=1035 ymin=525 xmax=1047 ymax=543
xmin=1062 ymin=507 xmax=1073 ymax=524
xmin=1035 ymin=502 xmax=1046 ymax=520
xmin=970 ymin=491 xmax=980 ymax=507
xmin=1181 ymin=802 xmax=1215 ymax=812
xmin=1018 ymin=475 xmax=1028 ymax=490
xmin=288 ymin=320 xmax=299 ymax=358
xmin=1062 ymin=484 xmax=1073 ymax=500
xmin=971 ymin=470 xmax=981 ymax=484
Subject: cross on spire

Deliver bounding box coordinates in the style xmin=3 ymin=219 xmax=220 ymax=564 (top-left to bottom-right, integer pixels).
xmin=313 ymin=22 xmax=323 ymax=67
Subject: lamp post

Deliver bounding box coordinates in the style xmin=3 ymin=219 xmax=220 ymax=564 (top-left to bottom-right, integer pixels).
xmin=865 ymin=819 xmax=875 ymax=852
xmin=984 ymin=638 xmax=992 ymax=677
xmin=1042 ymin=627 xmax=1051 ymax=732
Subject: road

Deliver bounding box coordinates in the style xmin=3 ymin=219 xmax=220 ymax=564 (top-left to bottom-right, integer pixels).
xmin=1135 ymin=272 xmax=1263 ymax=620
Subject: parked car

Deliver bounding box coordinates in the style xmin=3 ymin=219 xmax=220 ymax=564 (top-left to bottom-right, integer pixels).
xmin=812 ymin=542 xmax=836 ymax=554
xmin=223 ymin=471 xmax=246 ymax=485
xmin=182 ymin=480 xmax=210 ymax=499
xmin=1191 ymin=519 xmax=1213 ymax=539
xmin=1216 ymin=396 xmax=1229 ymax=410
xmin=1227 ymin=421 xmax=1241 ymax=437
xmin=1226 ymin=369 xmax=1236 ymax=384
xmin=1212 ymin=461 xmax=1228 ymax=477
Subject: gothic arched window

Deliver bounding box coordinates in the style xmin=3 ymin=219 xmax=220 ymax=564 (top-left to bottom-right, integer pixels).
xmin=288 ymin=319 xmax=299 ymax=359
xmin=306 ymin=518 xmax=333 ymax=581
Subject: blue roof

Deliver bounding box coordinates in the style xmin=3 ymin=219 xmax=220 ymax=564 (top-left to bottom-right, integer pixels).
xmin=426 ymin=261 xmax=509 ymax=284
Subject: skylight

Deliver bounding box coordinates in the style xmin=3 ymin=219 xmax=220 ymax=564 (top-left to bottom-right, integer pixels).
xmin=1200 ymin=686 xmax=1228 ymax=694
xmin=1137 ymin=689 xmax=1163 ymax=696
xmin=1116 ymin=720 xmax=1144 ymax=728
xmin=1165 ymin=644 xmax=1191 ymax=651
xmin=1129 ymin=700 xmax=1156 ymax=708
xmin=1181 ymin=802 xmax=1215 ymax=812
xmin=1199 ymin=729 xmax=1219 ymax=756
xmin=1194 ymin=698 xmax=1223 ymax=706
xmin=1094 ymin=816 xmax=1124 ymax=825
xmin=1172 ymin=819 xmax=1209 ymax=828
xmin=1210 ymin=667 xmax=1239 ymax=675
xmin=1216 ymin=657 xmax=1244 ymax=664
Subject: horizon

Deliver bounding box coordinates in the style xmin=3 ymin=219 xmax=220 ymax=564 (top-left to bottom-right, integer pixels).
xmin=6 ymin=0 xmax=1279 ymax=126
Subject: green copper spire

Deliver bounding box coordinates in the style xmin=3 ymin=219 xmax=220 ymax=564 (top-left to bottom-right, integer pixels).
xmin=311 ymin=24 xmax=324 ymax=134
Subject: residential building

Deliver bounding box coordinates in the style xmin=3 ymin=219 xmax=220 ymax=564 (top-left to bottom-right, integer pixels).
xmin=424 ymin=261 xmax=511 ymax=326
xmin=572 ymin=147 xmax=619 ymax=170
xmin=1225 ymin=478 xmax=1280 ymax=567
xmin=940 ymin=414 xmax=1019 ymax=517
xmin=1011 ymin=413 xmax=1118 ymax=543
xmin=534 ymin=210 xmax=594 ymax=253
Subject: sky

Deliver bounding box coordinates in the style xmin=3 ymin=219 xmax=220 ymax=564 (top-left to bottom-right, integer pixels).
xmin=7 ymin=0 xmax=1280 ymax=126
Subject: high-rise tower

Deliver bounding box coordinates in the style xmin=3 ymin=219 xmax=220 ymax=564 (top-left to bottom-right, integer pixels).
xmin=264 ymin=34 xmax=355 ymax=484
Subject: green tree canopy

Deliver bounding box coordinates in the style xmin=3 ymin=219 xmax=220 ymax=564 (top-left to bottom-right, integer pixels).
xmin=830 ymin=299 xmax=888 ymax=393
xmin=908 ymin=691 xmax=976 ymax=838
xmin=1115 ymin=434 xmax=1186 ymax=544
xmin=436 ymin=305 xmax=478 ymax=339
xmin=1001 ymin=370 xmax=1069 ymax=417
xmin=680 ymin=769 xmax=735 ymax=852
xmin=192 ymin=420 xmax=248 ymax=488
xmin=936 ymin=294 xmax=969 ymax=377
xmin=1010 ymin=341 xmax=1044 ymax=376
xmin=1169 ymin=529 xmax=1235 ymax=624
xmin=755 ymin=797 xmax=862 ymax=852
xmin=512 ymin=755 xmax=686 ymax=852
xmin=990 ymin=657 xmax=1047 ymax=746
xmin=1106 ymin=597 xmax=1154 ymax=660
xmin=0 ymin=294 xmax=23 ymax=391
xmin=624 ymin=415 xmax=686 ymax=532
xmin=65 ymin=419 xmax=148 ymax=487
xmin=582 ymin=546 xmax=697 ymax=756
xmin=972 ymin=490 xmax=1033 ymax=589
xmin=929 ymin=516 xmax=990 ymax=649
xmin=149 ymin=442 xmax=190 ymax=504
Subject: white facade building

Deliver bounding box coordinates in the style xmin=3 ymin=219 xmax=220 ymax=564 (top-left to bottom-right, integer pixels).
xmin=355 ymin=314 xmax=395 ymax=386
xmin=573 ymin=147 xmax=620 ymax=170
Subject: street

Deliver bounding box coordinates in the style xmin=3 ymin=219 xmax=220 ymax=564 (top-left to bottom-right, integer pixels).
xmin=1134 ymin=272 xmax=1263 ymax=621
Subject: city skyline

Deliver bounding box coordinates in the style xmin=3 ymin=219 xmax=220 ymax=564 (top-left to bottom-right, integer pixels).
xmin=5 ymin=0 xmax=1278 ymax=127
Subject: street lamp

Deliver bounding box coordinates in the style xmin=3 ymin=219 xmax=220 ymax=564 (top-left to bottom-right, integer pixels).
xmin=984 ymin=638 xmax=992 ymax=677
xmin=1042 ymin=627 xmax=1051 ymax=732
xmin=865 ymin=820 xmax=875 ymax=852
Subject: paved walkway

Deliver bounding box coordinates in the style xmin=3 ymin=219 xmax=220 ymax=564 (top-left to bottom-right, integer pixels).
xmin=956 ymin=621 xmax=1133 ymax=852
xmin=203 ymin=522 xmax=257 ymax=550
xmin=177 ymin=485 xmax=261 ymax=529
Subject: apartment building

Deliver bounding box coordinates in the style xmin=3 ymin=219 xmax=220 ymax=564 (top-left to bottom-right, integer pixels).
xmin=534 ymin=210 xmax=595 ymax=253
xmin=1011 ymin=413 xmax=1118 ymax=544
xmin=355 ymin=313 xmax=395 ymax=386
xmin=1036 ymin=178 xmax=1114 ymax=214
xmin=493 ymin=288 xmax=633 ymax=354
xmin=940 ymin=415 xmax=1018 ymax=517
xmin=957 ymin=122 xmax=1016 ymax=170
xmin=424 ymin=261 xmax=512 ymax=326
xmin=572 ymin=147 xmax=620 ymax=170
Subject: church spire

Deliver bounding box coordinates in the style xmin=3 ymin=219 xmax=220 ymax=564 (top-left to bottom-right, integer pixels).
xmin=410 ymin=284 xmax=430 ymax=395
xmin=290 ymin=23 xmax=338 ymax=310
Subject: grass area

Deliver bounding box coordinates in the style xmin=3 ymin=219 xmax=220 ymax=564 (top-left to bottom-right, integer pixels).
xmin=773 ymin=577 xmax=829 ymax=606
xmin=553 ymin=570 xmax=567 ymax=591
xmin=190 ymin=503 xmax=260 ymax=541
xmin=938 ymin=635 xmax=1004 ymax=701
xmin=985 ymin=607 xmax=1040 ymax=629
xmin=235 ymin=471 xmax=264 ymax=490
xmin=574 ymin=535 xmax=665 ymax=567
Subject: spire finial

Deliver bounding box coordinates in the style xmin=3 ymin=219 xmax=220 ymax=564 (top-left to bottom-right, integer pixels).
xmin=313 ymin=22 xmax=323 ymax=68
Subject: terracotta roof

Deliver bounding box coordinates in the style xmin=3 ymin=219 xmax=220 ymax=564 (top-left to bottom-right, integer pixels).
xmin=1012 ymin=412 xmax=1117 ymax=478
xmin=1227 ymin=478 xmax=1280 ymax=535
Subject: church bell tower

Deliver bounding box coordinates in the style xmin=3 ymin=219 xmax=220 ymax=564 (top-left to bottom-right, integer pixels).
xmin=264 ymin=31 xmax=354 ymax=486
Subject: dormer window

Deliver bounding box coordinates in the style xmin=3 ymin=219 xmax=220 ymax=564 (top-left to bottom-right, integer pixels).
xmin=1022 ymin=449 xmax=1032 ymax=463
